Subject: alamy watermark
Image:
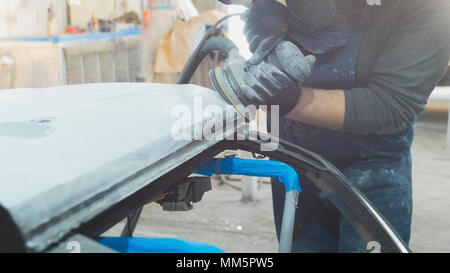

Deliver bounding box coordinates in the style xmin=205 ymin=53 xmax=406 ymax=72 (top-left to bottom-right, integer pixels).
xmin=367 ymin=0 xmax=381 ymax=6
xmin=170 ymin=97 xmax=280 ymax=152
xmin=66 ymin=241 xmax=81 ymax=253
xmin=367 ymin=241 xmax=381 ymax=253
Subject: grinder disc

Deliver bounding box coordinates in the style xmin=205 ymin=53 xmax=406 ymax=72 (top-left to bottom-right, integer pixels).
xmin=209 ymin=67 xmax=250 ymax=119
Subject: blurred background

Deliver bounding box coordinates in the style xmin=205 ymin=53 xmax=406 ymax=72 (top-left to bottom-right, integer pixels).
xmin=0 ymin=0 xmax=237 ymax=89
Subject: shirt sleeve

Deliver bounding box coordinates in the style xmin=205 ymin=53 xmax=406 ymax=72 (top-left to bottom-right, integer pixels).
xmin=343 ymin=0 xmax=450 ymax=135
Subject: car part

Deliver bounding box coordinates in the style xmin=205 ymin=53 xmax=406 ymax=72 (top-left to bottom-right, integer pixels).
xmin=0 ymin=15 xmax=410 ymax=254
xmin=157 ymin=177 xmax=212 ymax=212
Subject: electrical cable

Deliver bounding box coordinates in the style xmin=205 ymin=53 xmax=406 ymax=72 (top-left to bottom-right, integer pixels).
xmin=177 ymin=13 xmax=243 ymax=84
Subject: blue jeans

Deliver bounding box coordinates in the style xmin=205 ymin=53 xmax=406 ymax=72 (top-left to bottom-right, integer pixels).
xmin=271 ymin=152 xmax=413 ymax=253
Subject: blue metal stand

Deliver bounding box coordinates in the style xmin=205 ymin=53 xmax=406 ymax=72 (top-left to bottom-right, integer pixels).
xmin=195 ymin=157 xmax=301 ymax=253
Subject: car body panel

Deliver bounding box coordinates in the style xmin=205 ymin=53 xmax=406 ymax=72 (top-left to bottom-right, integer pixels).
xmin=0 ymin=83 xmax=238 ymax=252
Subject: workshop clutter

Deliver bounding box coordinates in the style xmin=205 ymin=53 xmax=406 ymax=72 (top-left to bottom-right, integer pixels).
xmin=152 ymin=9 xmax=227 ymax=85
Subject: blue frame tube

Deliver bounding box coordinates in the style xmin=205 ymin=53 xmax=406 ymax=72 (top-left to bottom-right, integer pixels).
xmin=195 ymin=157 xmax=301 ymax=253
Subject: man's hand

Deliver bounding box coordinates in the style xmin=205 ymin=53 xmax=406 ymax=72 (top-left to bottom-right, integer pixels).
xmin=243 ymin=0 xmax=289 ymax=66
xmin=233 ymin=41 xmax=316 ymax=116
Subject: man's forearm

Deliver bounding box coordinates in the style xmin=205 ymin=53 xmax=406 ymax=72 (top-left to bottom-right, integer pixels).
xmin=286 ymin=87 xmax=346 ymax=131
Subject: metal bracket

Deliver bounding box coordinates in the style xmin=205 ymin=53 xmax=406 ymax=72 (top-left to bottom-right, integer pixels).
xmin=157 ymin=177 xmax=212 ymax=212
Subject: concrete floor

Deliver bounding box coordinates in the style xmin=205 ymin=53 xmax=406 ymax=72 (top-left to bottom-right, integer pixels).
xmin=409 ymin=105 xmax=450 ymax=253
xmin=104 ymin=105 xmax=450 ymax=253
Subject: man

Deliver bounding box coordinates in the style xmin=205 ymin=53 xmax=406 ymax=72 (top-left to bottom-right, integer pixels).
xmin=219 ymin=0 xmax=450 ymax=252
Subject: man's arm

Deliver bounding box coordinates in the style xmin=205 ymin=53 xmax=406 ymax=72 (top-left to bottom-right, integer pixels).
xmin=286 ymin=0 xmax=450 ymax=135
xmin=286 ymin=88 xmax=345 ymax=131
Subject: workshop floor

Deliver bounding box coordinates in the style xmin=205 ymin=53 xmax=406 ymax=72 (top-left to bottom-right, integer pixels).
xmin=103 ymin=104 xmax=450 ymax=253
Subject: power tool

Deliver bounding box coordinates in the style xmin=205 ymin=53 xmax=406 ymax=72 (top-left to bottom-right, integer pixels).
xmin=178 ymin=13 xmax=312 ymax=117
xmin=209 ymin=48 xmax=247 ymax=110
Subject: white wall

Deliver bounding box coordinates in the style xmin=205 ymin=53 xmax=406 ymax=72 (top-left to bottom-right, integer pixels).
xmin=0 ymin=0 xmax=66 ymax=38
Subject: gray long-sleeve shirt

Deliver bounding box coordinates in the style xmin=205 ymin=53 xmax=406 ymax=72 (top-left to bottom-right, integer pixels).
xmin=290 ymin=0 xmax=450 ymax=135
xmin=344 ymin=0 xmax=450 ymax=134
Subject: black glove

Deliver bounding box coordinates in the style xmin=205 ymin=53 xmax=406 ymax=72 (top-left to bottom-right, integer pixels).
xmin=243 ymin=0 xmax=289 ymax=66
xmin=236 ymin=41 xmax=316 ymax=116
